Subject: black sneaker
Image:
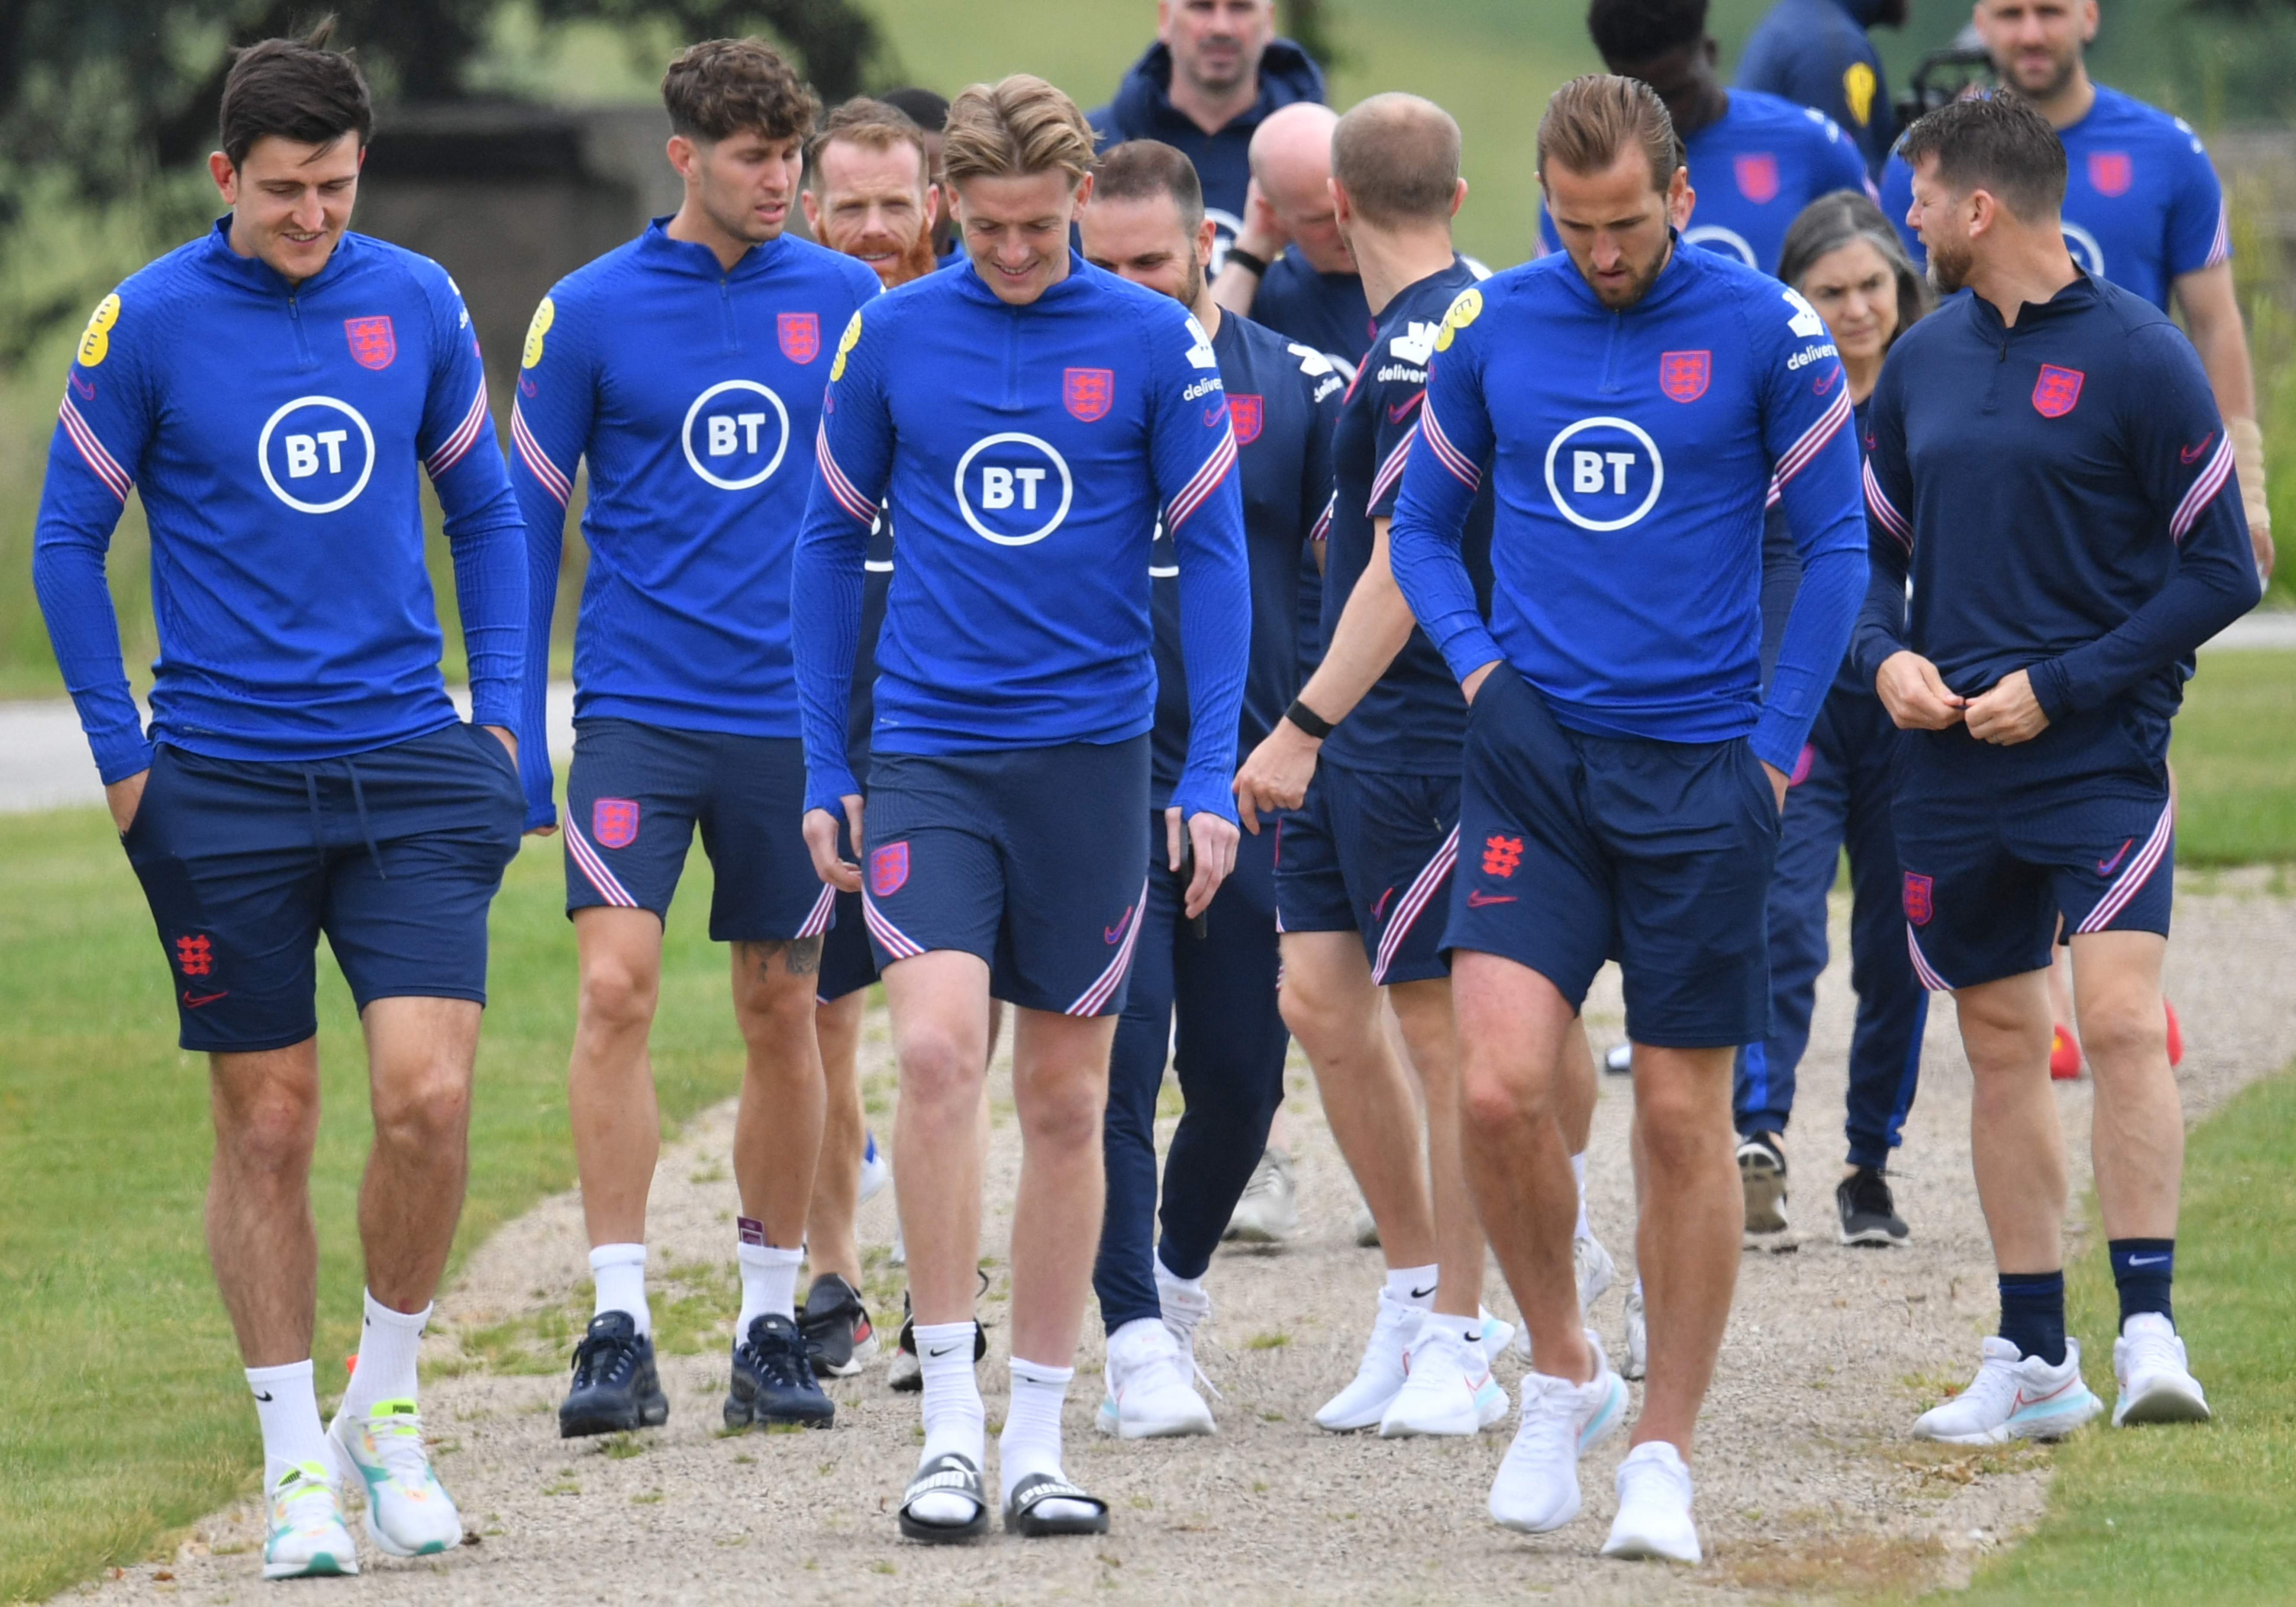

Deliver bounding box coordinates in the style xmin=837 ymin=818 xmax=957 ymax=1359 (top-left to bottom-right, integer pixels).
xmin=724 ymin=1312 xmax=835 ymax=1430
xmin=887 ymin=1288 xmax=987 ymax=1394
xmin=1737 ymin=1131 xmax=1790 ymax=1234
xmin=559 ymin=1310 xmax=669 ymax=1438
xmin=1836 ymin=1166 xmax=1909 ymax=1247
xmin=799 ymin=1273 xmax=879 ymax=1378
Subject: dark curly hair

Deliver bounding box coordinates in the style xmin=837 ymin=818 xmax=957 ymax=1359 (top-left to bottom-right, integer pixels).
xmin=662 ymin=37 xmax=820 ymax=144
xmin=1587 ymin=0 xmax=1709 ymax=65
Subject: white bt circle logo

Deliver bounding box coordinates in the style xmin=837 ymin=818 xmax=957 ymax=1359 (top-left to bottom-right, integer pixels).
xmin=1544 ymin=416 xmax=1665 ymax=532
xmin=258 ymin=396 xmax=375 ymax=514
xmin=954 ymin=432 xmax=1074 ymax=546
xmin=682 ymin=379 xmax=790 ymax=490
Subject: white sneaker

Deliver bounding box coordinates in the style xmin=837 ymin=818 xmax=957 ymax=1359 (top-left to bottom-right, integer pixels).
xmin=326 ymin=1397 xmax=463 ymax=1557
xmin=1379 ymin=1320 xmax=1508 ymax=1437
xmin=1096 ymin=1318 xmax=1215 ymax=1438
xmin=1912 ymin=1337 xmax=2103 ymax=1444
xmin=1576 ymin=1232 xmax=1616 ymax=1312
xmin=261 ymin=1461 xmax=358 ymax=1580
xmin=1622 ymin=1279 xmax=1647 ymax=1381
xmin=1603 ymin=1042 xmax=1633 ymax=1075
xmin=2111 ymin=1314 xmax=2210 ymax=1426
xmin=1601 ymin=1441 xmax=1700 ymax=1563
xmin=858 ymin=1131 xmax=891 ymax=1205
xmin=1476 ymin=1307 xmax=1515 ymax=1363
xmin=1223 ymin=1147 xmax=1299 ymax=1242
xmin=1316 ymin=1289 xmax=1419 ymax=1431
xmin=1487 ymin=1332 xmax=1628 ymax=1533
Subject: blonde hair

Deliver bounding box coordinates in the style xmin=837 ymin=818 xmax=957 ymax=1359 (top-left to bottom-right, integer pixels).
xmin=942 ymin=74 xmax=1096 ymax=189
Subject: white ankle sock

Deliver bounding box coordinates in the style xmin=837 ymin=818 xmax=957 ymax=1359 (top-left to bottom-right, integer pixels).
xmin=589 ymin=1242 xmax=650 ymax=1335
xmin=1384 ymin=1263 xmax=1440 ymax=1309
xmin=1000 ymin=1358 xmax=1084 ymax=1513
xmin=913 ymin=1321 xmax=986 ymax=1525
xmin=340 ymin=1291 xmax=427 ymax=1422
xmin=1571 ymin=1152 xmax=1591 ymax=1242
xmin=247 ymin=1360 xmax=328 ymax=1488
xmin=735 ymin=1220 xmax=802 ymax=1334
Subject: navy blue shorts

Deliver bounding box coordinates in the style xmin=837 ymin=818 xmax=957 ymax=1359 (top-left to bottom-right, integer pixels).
xmin=562 ymin=719 xmax=834 ymax=944
xmin=816 ymin=818 xmax=878 ymax=1003
xmin=1894 ymin=726 xmax=2174 ymax=992
xmin=121 ymin=723 xmax=525 ymax=1054
xmin=860 ymin=739 xmax=1151 ymax=1016
xmin=1273 ymin=761 xmax=1459 ymax=986
xmin=1445 ymin=665 xmax=1780 ymax=1048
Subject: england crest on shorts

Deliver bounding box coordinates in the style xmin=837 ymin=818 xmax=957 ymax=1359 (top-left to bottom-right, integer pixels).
xmin=870 ymin=841 xmax=910 ymax=897
xmin=2032 ymin=364 xmax=2085 ymax=419
xmin=343 ymin=316 xmax=396 ymax=370
xmin=778 ymin=311 xmax=820 ymax=364
xmin=1064 ymin=367 xmax=1114 ymax=423
xmin=593 ymin=797 xmax=639 ymax=849
xmin=1902 ymin=871 xmax=1934 ymax=926
xmin=1659 ymin=350 xmax=1710 ymax=403
xmin=1229 ymin=393 xmax=1263 ymax=445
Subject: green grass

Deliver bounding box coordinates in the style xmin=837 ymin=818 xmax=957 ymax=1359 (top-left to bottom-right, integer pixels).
xmin=1953 ymin=1064 xmax=2296 ymax=1605
xmin=2174 ymin=650 xmax=2296 ymax=865
xmin=0 ymin=810 xmax=752 ymax=1603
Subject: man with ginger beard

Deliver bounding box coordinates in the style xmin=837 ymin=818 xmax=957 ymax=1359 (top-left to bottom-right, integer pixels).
xmin=804 ymin=98 xmax=943 ymax=288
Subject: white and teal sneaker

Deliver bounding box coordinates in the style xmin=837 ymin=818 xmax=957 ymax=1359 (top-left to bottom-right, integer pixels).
xmin=1912 ymin=1337 xmax=2103 ymax=1445
xmin=326 ymin=1397 xmax=463 ymax=1557
xmin=261 ymin=1460 xmax=358 ymax=1580
xmin=1380 ymin=1321 xmax=1508 ymax=1438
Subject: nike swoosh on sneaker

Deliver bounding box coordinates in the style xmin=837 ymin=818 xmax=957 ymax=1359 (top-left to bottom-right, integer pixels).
xmin=1465 ymin=891 xmax=1517 ymax=907
xmin=2014 ymin=1377 xmax=2079 ymax=1410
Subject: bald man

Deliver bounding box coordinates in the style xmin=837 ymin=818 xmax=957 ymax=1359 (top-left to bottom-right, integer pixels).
xmin=1212 ymin=102 xmax=1373 ymax=378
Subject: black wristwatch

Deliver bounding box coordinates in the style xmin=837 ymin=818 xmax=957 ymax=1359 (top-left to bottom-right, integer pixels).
xmin=1224 ymin=246 xmax=1270 ymax=278
xmin=1283 ymin=696 xmax=1335 ymax=739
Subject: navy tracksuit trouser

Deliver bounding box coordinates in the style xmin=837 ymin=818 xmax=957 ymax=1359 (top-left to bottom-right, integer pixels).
xmin=1735 ymin=685 xmax=1926 ymax=1169
xmin=1094 ymin=813 xmax=1289 ymax=1333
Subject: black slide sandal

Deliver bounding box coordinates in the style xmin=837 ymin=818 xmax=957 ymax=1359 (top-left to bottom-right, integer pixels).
xmin=1003 ymin=1472 xmax=1111 ymax=1537
xmin=897 ymin=1452 xmax=990 ymax=1543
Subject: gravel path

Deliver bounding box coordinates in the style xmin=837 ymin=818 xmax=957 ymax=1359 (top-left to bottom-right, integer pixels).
xmin=68 ymin=872 xmax=2296 ymax=1605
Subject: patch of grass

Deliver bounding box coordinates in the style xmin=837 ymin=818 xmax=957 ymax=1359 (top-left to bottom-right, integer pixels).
xmin=1954 ymin=1065 xmax=2296 ymax=1605
xmin=0 ymin=812 xmax=755 ymax=1602
xmin=2172 ymin=651 xmax=2296 ymax=866
xmin=1247 ymin=1331 xmax=1290 ymax=1350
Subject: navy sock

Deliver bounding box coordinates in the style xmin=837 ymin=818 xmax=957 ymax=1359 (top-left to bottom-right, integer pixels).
xmin=1997 ymin=1271 xmax=2067 ymax=1366
xmin=2109 ymin=1238 xmax=2175 ymax=1331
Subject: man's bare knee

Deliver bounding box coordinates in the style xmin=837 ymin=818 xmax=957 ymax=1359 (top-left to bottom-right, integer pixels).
xmin=1460 ymin=1054 xmax=1547 ymax=1135
xmin=1017 ymin=1075 xmax=1103 ymax=1152
xmin=901 ymin=1029 xmax=985 ymax=1112
xmin=1632 ymin=1077 xmax=1728 ymax=1174
xmin=2079 ymin=994 xmax=2167 ymax=1071
xmin=579 ymin=954 xmax=659 ymax=1033
xmin=373 ymin=1062 xmax=471 ymax=1155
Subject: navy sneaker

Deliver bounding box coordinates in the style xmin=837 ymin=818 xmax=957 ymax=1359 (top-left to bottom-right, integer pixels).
xmin=725 ymin=1312 xmax=835 ymax=1430
xmin=559 ymin=1311 xmax=669 ymax=1439
xmin=799 ymin=1273 xmax=879 ymax=1377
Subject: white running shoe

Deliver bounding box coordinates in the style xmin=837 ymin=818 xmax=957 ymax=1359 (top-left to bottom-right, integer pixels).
xmin=1622 ymin=1279 xmax=1647 ymax=1381
xmin=1380 ymin=1320 xmax=1508 ymax=1438
xmin=1316 ymin=1289 xmax=1419 ymax=1431
xmin=1475 ymin=1307 xmax=1515 ymax=1364
xmin=261 ymin=1461 xmax=358 ymax=1580
xmin=326 ymin=1397 xmax=463 ymax=1557
xmin=1601 ymin=1441 xmax=1701 ymax=1563
xmin=2112 ymin=1314 xmax=2210 ymax=1426
xmin=1488 ymin=1331 xmax=1628 ymax=1533
xmin=1912 ymin=1337 xmax=2103 ymax=1444
xmin=1576 ymin=1232 xmax=1616 ymax=1312
xmin=1096 ymin=1318 xmax=1215 ymax=1438
xmin=1223 ymin=1147 xmax=1299 ymax=1242
xmin=1603 ymin=1042 xmax=1633 ymax=1075
xmin=858 ymin=1131 xmax=891 ymax=1205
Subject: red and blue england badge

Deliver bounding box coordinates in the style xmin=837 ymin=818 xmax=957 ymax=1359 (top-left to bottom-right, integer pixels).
xmin=2088 ymin=151 xmax=2133 ymax=197
xmin=1734 ymin=153 xmax=1780 ymax=203
xmin=2032 ymin=365 xmax=2084 ymax=419
xmin=1229 ymin=393 xmax=1264 ymax=445
xmin=1064 ymin=367 xmax=1114 ymax=423
xmin=1659 ymin=350 xmax=1710 ymax=403
xmin=592 ymin=798 xmax=639 ymax=849
xmin=778 ymin=311 xmax=820 ymax=363
xmin=870 ymin=841 xmax=910 ymax=898
xmin=1902 ymin=871 xmax=1934 ymax=926
xmin=344 ymin=316 xmax=396 ymax=370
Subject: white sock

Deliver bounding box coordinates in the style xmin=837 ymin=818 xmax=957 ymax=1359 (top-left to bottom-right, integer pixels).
xmin=735 ymin=1219 xmax=803 ymax=1334
xmin=1002 ymin=1357 xmax=1093 ymax=1520
xmin=339 ymin=1291 xmax=428 ymax=1423
xmin=589 ymin=1242 xmax=650 ymax=1336
xmin=1571 ymin=1151 xmax=1592 ymax=1242
xmin=247 ymin=1360 xmax=328 ymax=1488
xmin=1384 ymin=1263 xmax=1440 ymax=1309
xmin=912 ymin=1321 xmax=986 ymax=1526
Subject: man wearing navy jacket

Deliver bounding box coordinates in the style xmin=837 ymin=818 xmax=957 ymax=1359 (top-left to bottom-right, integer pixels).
xmin=1860 ymin=92 xmax=2257 ymax=1448
xmin=31 ymin=29 xmax=525 ymax=1581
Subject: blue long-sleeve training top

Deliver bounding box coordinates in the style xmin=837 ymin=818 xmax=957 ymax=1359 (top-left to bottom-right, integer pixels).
xmin=1854 ymin=270 xmax=2260 ymax=741
xmin=1879 ymin=86 xmax=2228 ymax=313
xmin=791 ymin=252 xmax=1253 ymax=824
xmin=506 ymin=220 xmax=879 ymax=826
xmin=32 ymin=221 xmax=524 ymax=783
xmin=1390 ymin=238 xmax=1868 ymax=774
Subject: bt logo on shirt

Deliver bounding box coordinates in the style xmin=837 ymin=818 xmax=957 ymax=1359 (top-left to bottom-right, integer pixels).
xmin=682 ymin=380 xmax=791 ymax=490
xmin=1544 ymin=416 xmax=1664 ymax=532
xmin=258 ymin=395 xmax=375 ymax=514
xmin=955 ymin=432 xmax=1074 ymax=545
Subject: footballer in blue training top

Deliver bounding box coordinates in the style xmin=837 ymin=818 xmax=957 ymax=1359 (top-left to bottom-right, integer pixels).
xmin=508 ymin=40 xmax=886 ymax=1445
xmin=1736 ymin=0 xmax=1902 ymax=181
xmin=1387 ymin=74 xmax=1866 ymax=1559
